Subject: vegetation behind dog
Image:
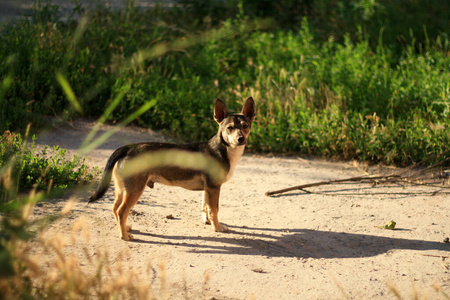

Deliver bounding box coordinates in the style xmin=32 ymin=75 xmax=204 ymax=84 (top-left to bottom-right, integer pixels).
xmin=0 ymin=0 xmax=449 ymax=166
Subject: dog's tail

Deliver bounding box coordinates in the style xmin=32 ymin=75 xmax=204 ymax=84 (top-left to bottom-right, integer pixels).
xmin=88 ymin=145 xmax=129 ymax=204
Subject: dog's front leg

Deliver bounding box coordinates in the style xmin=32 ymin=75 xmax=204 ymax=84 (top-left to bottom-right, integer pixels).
xmin=201 ymin=191 xmax=211 ymax=225
xmin=204 ymin=186 xmax=228 ymax=232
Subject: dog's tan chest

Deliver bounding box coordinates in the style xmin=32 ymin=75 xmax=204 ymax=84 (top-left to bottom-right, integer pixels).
xmin=225 ymin=146 xmax=245 ymax=182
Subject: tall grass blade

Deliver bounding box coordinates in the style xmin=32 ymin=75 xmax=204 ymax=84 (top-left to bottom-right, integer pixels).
xmin=56 ymin=72 xmax=83 ymax=114
xmin=81 ymin=83 xmax=131 ymax=148
xmin=80 ymin=99 xmax=157 ymax=154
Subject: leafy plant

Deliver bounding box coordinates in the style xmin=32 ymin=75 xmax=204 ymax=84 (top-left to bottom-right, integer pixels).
xmin=0 ymin=130 xmax=99 ymax=203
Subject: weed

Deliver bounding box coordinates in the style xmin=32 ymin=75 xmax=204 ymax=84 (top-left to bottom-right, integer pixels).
xmin=0 ymin=131 xmax=99 ymax=203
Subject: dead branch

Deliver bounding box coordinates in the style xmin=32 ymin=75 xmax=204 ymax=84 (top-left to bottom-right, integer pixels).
xmin=420 ymin=254 xmax=449 ymax=259
xmin=265 ymin=174 xmax=401 ymax=196
xmin=265 ymin=153 xmax=450 ymax=197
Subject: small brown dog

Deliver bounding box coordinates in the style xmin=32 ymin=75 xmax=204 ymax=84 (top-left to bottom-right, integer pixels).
xmin=88 ymin=98 xmax=256 ymax=240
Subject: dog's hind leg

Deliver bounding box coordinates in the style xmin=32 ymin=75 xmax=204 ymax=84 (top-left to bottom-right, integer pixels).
xmin=113 ymin=193 xmax=132 ymax=233
xmin=112 ymin=189 xmax=124 ymax=229
xmin=116 ymin=178 xmax=147 ymax=241
xmin=204 ymin=186 xmax=228 ymax=232
xmin=112 ymin=170 xmax=127 ymax=231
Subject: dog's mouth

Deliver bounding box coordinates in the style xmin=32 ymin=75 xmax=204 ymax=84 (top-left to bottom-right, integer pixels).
xmin=228 ymin=138 xmax=246 ymax=147
xmin=223 ymin=132 xmax=247 ymax=147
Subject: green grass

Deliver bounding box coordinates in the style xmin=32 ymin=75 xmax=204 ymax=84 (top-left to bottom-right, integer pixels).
xmin=0 ymin=0 xmax=449 ymax=166
xmin=0 ymin=130 xmax=99 ymax=204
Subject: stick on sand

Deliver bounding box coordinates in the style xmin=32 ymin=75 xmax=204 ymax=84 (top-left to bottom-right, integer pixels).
xmin=265 ymin=175 xmax=401 ymax=196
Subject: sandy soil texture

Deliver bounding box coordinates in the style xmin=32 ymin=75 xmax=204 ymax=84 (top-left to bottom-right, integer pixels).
xmin=29 ymin=120 xmax=449 ymax=299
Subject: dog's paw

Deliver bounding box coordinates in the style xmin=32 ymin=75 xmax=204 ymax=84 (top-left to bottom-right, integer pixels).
xmin=121 ymin=233 xmax=134 ymax=241
xmin=213 ymin=223 xmax=229 ymax=232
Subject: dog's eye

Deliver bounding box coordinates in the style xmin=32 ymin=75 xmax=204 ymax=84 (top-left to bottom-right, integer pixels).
xmin=227 ymin=126 xmax=233 ymax=131
xmin=242 ymin=124 xmax=249 ymax=129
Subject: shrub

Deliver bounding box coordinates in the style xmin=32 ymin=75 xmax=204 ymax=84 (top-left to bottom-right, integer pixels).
xmin=0 ymin=130 xmax=98 ymax=202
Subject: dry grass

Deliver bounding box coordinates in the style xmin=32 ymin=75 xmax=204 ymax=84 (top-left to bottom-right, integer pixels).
xmin=0 ymin=201 xmax=158 ymax=299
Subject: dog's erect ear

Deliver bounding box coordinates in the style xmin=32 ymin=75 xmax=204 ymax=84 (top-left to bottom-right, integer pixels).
xmin=214 ymin=99 xmax=228 ymax=124
xmin=241 ymin=97 xmax=256 ymax=123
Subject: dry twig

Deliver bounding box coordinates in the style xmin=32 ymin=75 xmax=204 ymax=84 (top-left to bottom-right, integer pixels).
xmin=265 ymin=155 xmax=449 ymax=197
xmin=265 ymin=174 xmax=401 ymax=196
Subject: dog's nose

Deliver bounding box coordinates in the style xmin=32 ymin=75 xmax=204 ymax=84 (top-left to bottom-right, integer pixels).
xmin=237 ymin=136 xmax=245 ymax=144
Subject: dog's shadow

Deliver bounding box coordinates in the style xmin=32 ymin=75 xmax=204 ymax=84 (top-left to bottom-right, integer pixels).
xmin=129 ymin=226 xmax=449 ymax=259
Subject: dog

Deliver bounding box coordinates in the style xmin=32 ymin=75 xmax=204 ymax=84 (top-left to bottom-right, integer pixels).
xmin=88 ymin=97 xmax=256 ymax=240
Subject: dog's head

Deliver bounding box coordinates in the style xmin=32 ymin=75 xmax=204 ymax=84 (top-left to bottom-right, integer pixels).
xmin=214 ymin=97 xmax=256 ymax=148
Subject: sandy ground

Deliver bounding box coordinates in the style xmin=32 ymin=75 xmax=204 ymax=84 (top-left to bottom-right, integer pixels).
xmin=29 ymin=119 xmax=449 ymax=299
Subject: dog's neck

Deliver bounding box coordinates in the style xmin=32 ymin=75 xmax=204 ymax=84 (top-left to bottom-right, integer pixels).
xmin=208 ymin=133 xmax=245 ymax=182
xmin=225 ymin=145 xmax=245 ymax=182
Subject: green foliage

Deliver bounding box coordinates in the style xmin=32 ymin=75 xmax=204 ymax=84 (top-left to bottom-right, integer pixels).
xmin=0 ymin=1 xmax=449 ymax=165
xmin=21 ymin=144 xmax=95 ymax=191
xmin=106 ymin=16 xmax=449 ymax=164
xmin=0 ymin=130 xmax=98 ymax=203
xmin=178 ymin=0 xmax=450 ymax=55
